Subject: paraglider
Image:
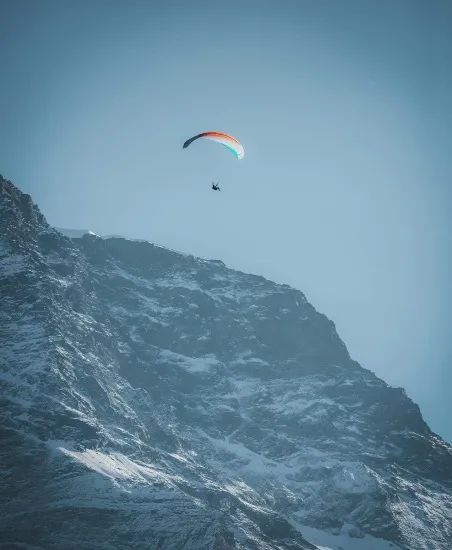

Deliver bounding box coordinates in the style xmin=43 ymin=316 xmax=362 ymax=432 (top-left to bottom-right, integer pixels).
xmin=183 ymin=131 xmax=244 ymax=190
xmin=183 ymin=131 xmax=245 ymax=160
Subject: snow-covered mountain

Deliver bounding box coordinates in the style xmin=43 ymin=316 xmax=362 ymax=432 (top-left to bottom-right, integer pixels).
xmin=1 ymin=174 xmax=451 ymax=550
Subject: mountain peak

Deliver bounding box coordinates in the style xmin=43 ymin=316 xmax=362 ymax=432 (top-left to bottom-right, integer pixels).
xmin=1 ymin=173 xmax=46 ymax=226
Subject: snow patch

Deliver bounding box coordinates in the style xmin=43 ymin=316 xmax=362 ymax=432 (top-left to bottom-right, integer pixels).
xmin=292 ymin=522 xmax=402 ymax=550
xmin=111 ymin=265 xmax=154 ymax=290
xmin=232 ymin=351 xmax=269 ymax=366
xmin=155 ymin=273 xmax=201 ymax=292
xmin=198 ymin=429 xmax=293 ymax=477
xmin=160 ymin=349 xmax=220 ymax=373
xmin=59 ymin=448 xmax=182 ymax=489
xmin=268 ymin=396 xmax=337 ymax=416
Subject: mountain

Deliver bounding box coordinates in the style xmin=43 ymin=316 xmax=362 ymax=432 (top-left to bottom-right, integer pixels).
xmin=1 ymin=174 xmax=451 ymax=550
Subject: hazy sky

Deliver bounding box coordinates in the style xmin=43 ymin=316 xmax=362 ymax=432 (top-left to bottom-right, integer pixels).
xmin=1 ymin=0 xmax=451 ymax=442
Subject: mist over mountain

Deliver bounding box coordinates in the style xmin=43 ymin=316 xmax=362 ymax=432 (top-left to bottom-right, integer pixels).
xmin=1 ymin=174 xmax=451 ymax=550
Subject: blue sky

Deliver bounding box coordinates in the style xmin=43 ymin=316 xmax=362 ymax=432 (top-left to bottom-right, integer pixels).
xmin=1 ymin=0 xmax=451 ymax=441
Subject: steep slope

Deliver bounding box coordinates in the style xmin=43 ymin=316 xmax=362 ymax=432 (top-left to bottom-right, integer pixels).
xmin=1 ymin=174 xmax=451 ymax=550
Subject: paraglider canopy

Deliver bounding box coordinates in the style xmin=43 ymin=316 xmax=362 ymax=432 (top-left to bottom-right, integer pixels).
xmin=183 ymin=131 xmax=245 ymax=160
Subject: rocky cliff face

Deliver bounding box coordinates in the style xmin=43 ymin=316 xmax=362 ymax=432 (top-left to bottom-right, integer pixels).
xmin=1 ymin=174 xmax=451 ymax=550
